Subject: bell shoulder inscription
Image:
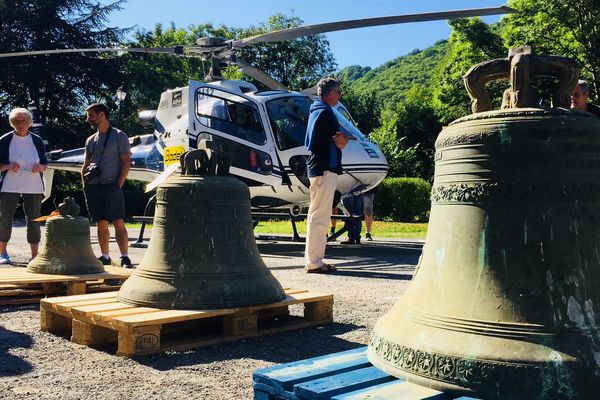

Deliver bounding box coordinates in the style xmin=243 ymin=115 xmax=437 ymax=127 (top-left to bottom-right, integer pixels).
xmin=431 ymin=182 xmax=600 ymax=203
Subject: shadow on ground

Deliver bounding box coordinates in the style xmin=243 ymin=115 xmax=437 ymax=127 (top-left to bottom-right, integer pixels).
xmin=0 ymin=326 xmax=34 ymax=377
xmin=259 ymin=240 xmax=420 ymax=280
xmin=133 ymin=322 xmax=364 ymax=371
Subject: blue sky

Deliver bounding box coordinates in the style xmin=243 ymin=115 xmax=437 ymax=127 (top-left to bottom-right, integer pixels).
xmin=103 ymin=0 xmax=509 ymax=69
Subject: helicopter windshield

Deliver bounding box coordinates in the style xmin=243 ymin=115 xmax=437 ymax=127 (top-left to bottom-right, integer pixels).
xmin=333 ymin=107 xmax=366 ymax=141
xmin=266 ymin=97 xmax=312 ymax=151
xmin=195 ymin=87 xmax=266 ymax=145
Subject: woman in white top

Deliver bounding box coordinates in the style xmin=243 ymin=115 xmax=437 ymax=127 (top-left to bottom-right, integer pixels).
xmin=0 ymin=108 xmax=48 ymax=264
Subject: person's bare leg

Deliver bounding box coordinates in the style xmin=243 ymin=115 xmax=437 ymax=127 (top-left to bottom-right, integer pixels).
xmin=365 ymin=213 xmax=374 ymax=234
xmin=97 ymin=219 xmax=110 ymax=256
xmin=0 ymin=241 xmax=7 ymax=254
xmin=30 ymin=243 xmax=39 ymax=258
xmin=113 ymin=218 xmax=129 ymax=256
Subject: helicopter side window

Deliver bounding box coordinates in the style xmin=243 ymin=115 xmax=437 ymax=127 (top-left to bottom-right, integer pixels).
xmin=195 ymin=88 xmax=266 ymax=145
xmin=266 ymin=97 xmax=312 ymax=151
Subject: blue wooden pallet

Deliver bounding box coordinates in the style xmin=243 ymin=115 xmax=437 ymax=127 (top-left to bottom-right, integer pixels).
xmin=253 ymin=347 xmax=479 ymax=400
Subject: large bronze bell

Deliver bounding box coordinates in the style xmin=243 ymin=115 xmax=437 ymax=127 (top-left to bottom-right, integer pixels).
xmin=27 ymin=197 xmax=104 ymax=274
xmin=369 ymin=47 xmax=600 ymax=399
xmin=117 ymin=149 xmax=286 ymax=309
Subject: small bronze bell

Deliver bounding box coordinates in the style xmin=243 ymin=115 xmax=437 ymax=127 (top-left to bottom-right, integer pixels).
xmin=27 ymin=197 xmax=104 ymax=275
xmin=117 ymin=149 xmax=286 ymax=309
xmin=369 ymin=47 xmax=600 ymax=399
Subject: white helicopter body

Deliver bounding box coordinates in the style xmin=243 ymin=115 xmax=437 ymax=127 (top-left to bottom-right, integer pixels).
xmin=50 ymin=79 xmax=388 ymax=210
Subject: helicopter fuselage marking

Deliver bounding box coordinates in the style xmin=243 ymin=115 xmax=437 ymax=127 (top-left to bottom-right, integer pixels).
xmin=164 ymin=145 xmax=186 ymax=165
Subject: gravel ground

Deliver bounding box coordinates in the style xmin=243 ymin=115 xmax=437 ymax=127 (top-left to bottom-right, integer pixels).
xmin=0 ymin=223 xmax=422 ymax=400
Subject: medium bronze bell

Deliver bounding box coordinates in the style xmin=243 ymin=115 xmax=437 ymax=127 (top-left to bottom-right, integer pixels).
xmin=117 ymin=149 xmax=286 ymax=309
xmin=369 ymin=47 xmax=600 ymax=399
xmin=27 ymin=197 xmax=104 ymax=274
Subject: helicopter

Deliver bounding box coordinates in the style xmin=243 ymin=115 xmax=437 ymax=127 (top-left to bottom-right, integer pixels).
xmin=0 ymin=6 xmax=513 ymax=214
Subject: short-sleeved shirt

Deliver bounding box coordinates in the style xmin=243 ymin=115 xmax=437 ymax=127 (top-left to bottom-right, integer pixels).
xmin=84 ymin=127 xmax=131 ymax=185
xmin=2 ymin=133 xmax=44 ymax=194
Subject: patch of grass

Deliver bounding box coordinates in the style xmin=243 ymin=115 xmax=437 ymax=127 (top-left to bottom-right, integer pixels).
xmin=126 ymin=220 xmax=428 ymax=240
xmin=254 ymin=220 xmax=427 ymax=240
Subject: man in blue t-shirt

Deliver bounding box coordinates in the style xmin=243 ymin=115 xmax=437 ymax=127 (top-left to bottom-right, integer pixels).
xmin=304 ymin=78 xmax=349 ymax=273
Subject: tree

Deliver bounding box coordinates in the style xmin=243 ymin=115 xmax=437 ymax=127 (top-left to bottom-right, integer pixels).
xmin=337 ymin=82 xmax=382 ymax=136
xmin=502 ymin=0 xmax=600 ymax=97
xmin=0 ymin=0 xmax=127 ymax=149
xmin=431 ymin=18 xmax=506 ymax=124
xmin=337 ymin=65 xmax=372 ymax=82
xmin=370 ymin=85 xmax=442 ymax=180
xmin=236 ymin=14 xmax=337 ymax=90
xmin=122 ymin=13 xmax=337 ymax=129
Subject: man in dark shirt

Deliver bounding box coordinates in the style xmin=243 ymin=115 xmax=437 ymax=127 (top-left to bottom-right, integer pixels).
xmin=304 ymin=78 xmax=349 ymax=273
xmin=571 ymin=79 xmax=600 ymax=117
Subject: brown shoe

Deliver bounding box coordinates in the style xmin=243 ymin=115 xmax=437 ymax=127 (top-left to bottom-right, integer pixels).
xmin=340 ymin=239 xmax=356 ymax=245
xmin=306 ymin=263 xmax=337 ymax=274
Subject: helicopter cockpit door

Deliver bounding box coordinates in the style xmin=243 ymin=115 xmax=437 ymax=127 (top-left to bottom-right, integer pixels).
xmin=188 ymin=81 xmax=282 ymax=187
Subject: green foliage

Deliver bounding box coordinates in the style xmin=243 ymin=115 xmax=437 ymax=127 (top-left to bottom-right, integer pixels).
xmin=374 ymin=177 xmax=432 ymax=222
xmin=370 ymin=85 xmax=442 ymax=180
xmin=0 ymin=0 xmax=127 ymax=148
xmin=348 ymin=41 xmax=449 ymax=112
xmin=431 ymin=18 xmax=506 ymax=124
xmin=337 ymin=65 xmax=372 ymax=82
xmin=502 ymin=0 xmax=600 ymax=97
xmin=337 ymin=83 xmax=382 ymax=135
xmin=236 ymin=14 xmax=336 ymax=90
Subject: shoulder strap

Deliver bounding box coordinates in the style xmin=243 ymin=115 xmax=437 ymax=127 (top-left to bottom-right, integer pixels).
xmin=91 ymin=128 xmax=112 ymax=166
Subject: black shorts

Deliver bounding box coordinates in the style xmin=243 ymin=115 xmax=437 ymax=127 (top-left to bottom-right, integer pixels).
xmin=84 ymin=183 xmax=126 ymax=222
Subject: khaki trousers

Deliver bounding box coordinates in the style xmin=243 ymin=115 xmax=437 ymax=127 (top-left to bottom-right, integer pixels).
xmin=304 ymin=171 xmax=338 ymax=270
xmin=0 ymin=192 xmax=44 ymax=244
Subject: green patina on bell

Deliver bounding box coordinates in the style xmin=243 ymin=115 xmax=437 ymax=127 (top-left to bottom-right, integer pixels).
xmin=368 ymin=47 xmax=600 ymax=399
xmin=117 ymin=149 xmax=286 ymax=309
xmin=27 ymin=197 xmax=104 ymax=275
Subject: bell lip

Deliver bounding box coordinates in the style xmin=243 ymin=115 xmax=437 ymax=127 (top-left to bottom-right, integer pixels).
xmin=25 ymin=266 xmax=106 ymax=275
xmin=367 ymin=347 xmax=478 ymax=397
xmin=115 ymin=291 xmax=287 ymax=310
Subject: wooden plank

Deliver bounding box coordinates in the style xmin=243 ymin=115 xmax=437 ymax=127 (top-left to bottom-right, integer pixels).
xmin=110 ymin=308 xmax=237 ymax=328
xmin=54 ymin=298 xmax=120 ymax=312
xmin=40 ymin=288 xmax=335 ymax=357
xmin=253 ymin=347 xmax=370 ymax=391
xmin=293 ymin=366 xmax=395 ymax=400
xmin=0 ymin=266 xmax=132 ymax=284
xmin=66 ymin=281 xmax=87 ymax=296
xmin=110 ymin=292 xmax=332 ymax=328
xmin=331 ymin=380 xmax=447 ymax=400
xmin=72 ymin=318 xmax=118 ymax=345
xmin=70 ymin=302 xmax=138 ymax=321
xmin=0 ymin=266 xmax=131 ymax=306
xmin=41 ymin=291 xmax=117 ymax=305
xmin=117 ymin=325 xmax=162 ymax=356
xmin=40 ymin=307 xmax=72 ymax=332
xmin=92 ymin=307 xmax=161 ymax=322
xmin=246 ymin=292 xmax=334 ymax=312
xmin=305 ymin=299 xmax=334 ymax=322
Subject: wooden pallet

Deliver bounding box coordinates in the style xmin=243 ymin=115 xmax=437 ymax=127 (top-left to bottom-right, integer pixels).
xmin=40 ymin=288 xmax=333 ymax=357
xmin=253 ymin=347 xmax=480 ymax=400
xmin=0 ymin=265 xmax=133 ymax=306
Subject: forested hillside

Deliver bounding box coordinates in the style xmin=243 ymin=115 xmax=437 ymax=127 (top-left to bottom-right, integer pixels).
xmin=341 ymin=40 xmax=449 ymax=110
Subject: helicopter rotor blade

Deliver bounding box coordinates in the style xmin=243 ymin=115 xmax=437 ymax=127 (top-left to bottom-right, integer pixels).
xmin=232 ymin=58 xmax=288 ymax=90
xmin=0 ymin=46 xmax=185 ymax=58
xmin=231 ymin=6 xmax=514 ymax=48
